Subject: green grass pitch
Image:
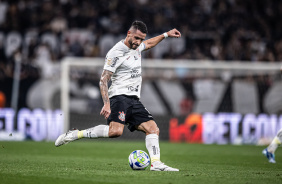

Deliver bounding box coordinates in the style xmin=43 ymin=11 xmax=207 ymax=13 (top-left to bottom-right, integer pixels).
xmin=0 ymin=140 xmax=281 ymax=184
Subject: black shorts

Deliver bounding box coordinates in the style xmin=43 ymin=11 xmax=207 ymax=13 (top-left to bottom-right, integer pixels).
xmin=107 ymin=95 xmax=154 ymax=132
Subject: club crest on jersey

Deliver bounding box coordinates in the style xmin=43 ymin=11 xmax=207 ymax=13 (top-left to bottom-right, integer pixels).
xmin=118 ymin=111 xmax=126 ymax=121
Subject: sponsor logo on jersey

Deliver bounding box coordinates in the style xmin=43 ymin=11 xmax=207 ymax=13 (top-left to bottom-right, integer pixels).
xmin=128 ymin=85 xmax=139 ymax=92
xmin=130 ymin=68 xmax=141 ymax=78
xmin=106 ymin=57 xmax=112 ymax=65
xmin=107 ymin=57 xmax=119 ymax=67
xmin=131 ymin=73 xmax=141 ymax=78
xmin=118 ymin=111 xmax=126 ymax=121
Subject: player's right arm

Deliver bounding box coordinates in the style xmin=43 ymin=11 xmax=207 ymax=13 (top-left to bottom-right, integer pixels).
xmin=99 ymin=69 xmax=113 ymax=119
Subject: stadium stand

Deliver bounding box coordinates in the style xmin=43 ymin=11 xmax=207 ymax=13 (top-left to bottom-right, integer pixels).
xmin=0 ymin=0 xmax=281 ymax=114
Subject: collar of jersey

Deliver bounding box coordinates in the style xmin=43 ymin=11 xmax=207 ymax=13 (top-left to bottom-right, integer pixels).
xmin=121 ymin=39 xmax=133 ymax=51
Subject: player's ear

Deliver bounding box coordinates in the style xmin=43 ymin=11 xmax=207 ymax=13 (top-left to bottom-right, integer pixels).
xmin=127 ymin=31 xmax=131 ymax=36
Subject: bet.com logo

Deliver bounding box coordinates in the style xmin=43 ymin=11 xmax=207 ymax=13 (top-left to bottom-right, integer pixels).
xmin=169 ymin=113 xmax=282 ymax=145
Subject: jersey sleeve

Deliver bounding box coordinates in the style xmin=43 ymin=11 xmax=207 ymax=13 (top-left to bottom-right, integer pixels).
xmin=103 ymin=50 xmax=123 ymax=73
xmin=138 ymin=42 xmax=146 ymax=52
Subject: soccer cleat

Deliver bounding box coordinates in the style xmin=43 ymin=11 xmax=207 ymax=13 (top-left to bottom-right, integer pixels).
xmin=150 ymin=161 xmax=179 ymax=171
xmin=262 ymin=148 xmax=276 ymax=163
xmin=55 ymin=129 xmax=79 ymax=147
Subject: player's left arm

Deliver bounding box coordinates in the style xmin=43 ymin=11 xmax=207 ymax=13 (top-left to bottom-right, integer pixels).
xmin=143 ymin=28 xmax=181 ymax=50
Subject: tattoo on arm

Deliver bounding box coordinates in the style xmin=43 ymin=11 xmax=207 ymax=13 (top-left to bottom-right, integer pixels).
xmin=99 ymin=70 xmax=113 ymax=104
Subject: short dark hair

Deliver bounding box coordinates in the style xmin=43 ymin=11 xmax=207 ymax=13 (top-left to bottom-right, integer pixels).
xmin=130 ymin=20 xmax=148 ymax=34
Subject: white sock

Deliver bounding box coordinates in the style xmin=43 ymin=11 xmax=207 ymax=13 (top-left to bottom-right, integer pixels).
xmin=268 ymin=135 xmax=281 ymax=153
xmin=267 ymin=129 xmax=282 ymax=153
xmin=267 ymin=130 xmax=282 ymax=153
xmin=146 ymin=134 xmax=160 ymax=164
xmin=77 ymin=125 xmax=109 ymax=139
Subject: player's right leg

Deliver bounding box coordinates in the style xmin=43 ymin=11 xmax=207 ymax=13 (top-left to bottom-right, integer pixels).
xmin=55 ymin=122 xmax=124 ymax=147
xmin=262 ymin=129 xmax=282 ymax=163
xmin=137 ymin=120 xmax=179 ymax=171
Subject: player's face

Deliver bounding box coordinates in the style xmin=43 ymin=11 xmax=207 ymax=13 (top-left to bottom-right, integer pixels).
xmin=127 ymin=29 xmax=146 ymax=50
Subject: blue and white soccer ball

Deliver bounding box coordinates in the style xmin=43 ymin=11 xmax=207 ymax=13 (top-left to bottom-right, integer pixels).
xmin=128 ymin=150 xmax=150 ymax=170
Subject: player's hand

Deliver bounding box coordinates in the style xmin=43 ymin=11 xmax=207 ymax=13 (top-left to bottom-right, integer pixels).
xmin=167 ymin=28 xmax=181 ymax=38
xmin=100 ymin=103 xmax=111 ymax=119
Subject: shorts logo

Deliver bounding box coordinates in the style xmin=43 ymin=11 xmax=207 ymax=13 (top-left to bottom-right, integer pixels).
xmin=118 ymin=111 xmax=126 ymax=121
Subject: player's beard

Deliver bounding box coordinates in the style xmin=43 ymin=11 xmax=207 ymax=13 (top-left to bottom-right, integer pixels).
xmin=128 ymin=39 xmax=138 ymax=50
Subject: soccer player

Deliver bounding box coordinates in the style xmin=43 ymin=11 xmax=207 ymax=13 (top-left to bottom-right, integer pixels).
xmin=55 ymin=20 xmax=181 ymax=171
xmin=262 ymin=128 xmax=282 ymax=163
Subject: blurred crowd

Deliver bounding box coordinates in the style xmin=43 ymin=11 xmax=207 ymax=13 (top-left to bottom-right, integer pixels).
xmin=0 ymin=0 xmax=281 ymax=108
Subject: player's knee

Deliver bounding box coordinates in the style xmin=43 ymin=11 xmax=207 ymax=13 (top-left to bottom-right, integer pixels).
xmin=109 ymin=129 xmax=123 ymax=138
xmin=155 ymin=127 xmax=160 ymax=135
xmin=149 ymin=127 xmax=160 ymax=135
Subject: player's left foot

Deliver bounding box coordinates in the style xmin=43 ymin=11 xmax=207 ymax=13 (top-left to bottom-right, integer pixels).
xmin=150 ymin=161 xmax=179 ymax=171
xmin=262 ymin=148 xmax=276 ymax=163
xmin=55 ymin=129 xmax=79 ymax=147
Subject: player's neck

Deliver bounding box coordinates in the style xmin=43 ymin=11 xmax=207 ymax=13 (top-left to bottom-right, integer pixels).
xmin=124 ymin=37 xmax=131 ymax=49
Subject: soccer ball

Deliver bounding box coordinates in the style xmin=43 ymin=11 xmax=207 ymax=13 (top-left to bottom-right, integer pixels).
xmin=128 ymin=150 xmax=150 ymax=170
